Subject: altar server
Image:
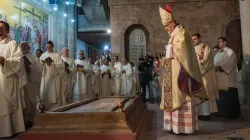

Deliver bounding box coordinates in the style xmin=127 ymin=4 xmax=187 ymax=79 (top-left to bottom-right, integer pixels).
xmin=192 ymin=33 xmax=219 ymax=120
xmin=214 ymin=37 xmax=241 ymax=119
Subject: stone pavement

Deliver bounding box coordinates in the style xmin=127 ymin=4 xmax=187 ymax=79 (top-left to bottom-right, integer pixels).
xmin=139 ymin=105 xmax=250 ymax=140
xmin=1 ymin=105 xmax=250 ymax=140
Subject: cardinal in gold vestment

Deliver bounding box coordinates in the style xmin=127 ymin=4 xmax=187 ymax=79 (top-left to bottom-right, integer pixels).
xmin=159 ymin=4 xmax=208 ymax=134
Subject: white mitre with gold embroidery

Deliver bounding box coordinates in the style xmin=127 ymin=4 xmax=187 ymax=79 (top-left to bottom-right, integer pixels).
xmin=159 ymin=4 xmax=174 ymax=26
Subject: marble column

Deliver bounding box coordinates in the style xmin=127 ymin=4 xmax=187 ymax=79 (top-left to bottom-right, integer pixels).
xmin=239 ymin=0 xmax=250 ymax=105
xmin=48 ymin=4 xmax=76 ymax=58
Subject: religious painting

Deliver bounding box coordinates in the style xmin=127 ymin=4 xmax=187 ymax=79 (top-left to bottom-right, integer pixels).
xmin=0 ymin=0 xmax=48 ymax=54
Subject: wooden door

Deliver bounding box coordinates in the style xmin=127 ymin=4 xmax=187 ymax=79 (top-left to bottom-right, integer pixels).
xmin=226 ymin=19 xmax=243 ymax=70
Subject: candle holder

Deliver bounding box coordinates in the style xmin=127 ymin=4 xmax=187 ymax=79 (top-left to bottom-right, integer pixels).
xmin=118 ymin=102 xmax=124 ymax=112
xmin=39 ymin=103 xmax=46 ymax=113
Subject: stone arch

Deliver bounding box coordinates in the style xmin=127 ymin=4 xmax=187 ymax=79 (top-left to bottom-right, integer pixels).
xmin=124 ymin=24 xmax=149 ymax=63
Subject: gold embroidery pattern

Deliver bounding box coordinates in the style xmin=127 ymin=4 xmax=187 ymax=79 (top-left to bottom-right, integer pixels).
xmin=162 ymin=59 xmax=172 ymax=111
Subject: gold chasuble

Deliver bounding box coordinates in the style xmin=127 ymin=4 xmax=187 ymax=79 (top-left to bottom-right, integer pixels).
xmin=159 ymin=4 xmax=208 ymax=134
xmin=160 ymin=25 xmax=208 ymax=112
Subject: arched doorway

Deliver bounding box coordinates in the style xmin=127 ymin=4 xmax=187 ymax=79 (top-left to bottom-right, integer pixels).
xmin=125 ymin=24 xmax=149 ymax=66
xmin=226 ymin=19 xmax=243 ymax=70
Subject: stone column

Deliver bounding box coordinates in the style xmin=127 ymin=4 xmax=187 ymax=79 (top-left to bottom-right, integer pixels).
xmin=239 ymin=0 xmax=250 ymax=105
xmin=240 ymin=0 xmax=250 ymax=57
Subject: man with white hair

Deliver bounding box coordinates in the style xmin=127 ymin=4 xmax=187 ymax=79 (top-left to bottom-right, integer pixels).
xmin=21 ymin=42 xmax=43 ymax=128
xmin=61 ymin=48 xmax=75 ymax=104
xmin=159 ymin=4 xmax=208 ymax=134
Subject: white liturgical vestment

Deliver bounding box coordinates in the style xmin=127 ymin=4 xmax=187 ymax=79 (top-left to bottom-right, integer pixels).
xmin=74 ymin=58 xmax=92 ymax=101
xmin=62 ymin=56 xmax=75 ymax=104
xmin=121 ymin=63 xmax=134 ymax=96
xmin=111 ymin=61 xmax=122 ymax=96
xmin=40 ymin=51 xmax=65 ymax=110
xmin=23 ymin=52 xmax=43 ymax=123
xmin=195 ymin=43 xmax=219 ymax=115
xmin=100 ymin=64 xmax=112 ymax=97
xmin=214 ymin=47 xmax=238 ymax=90
xmin=0 ymin=37 xmax=27 ymax=138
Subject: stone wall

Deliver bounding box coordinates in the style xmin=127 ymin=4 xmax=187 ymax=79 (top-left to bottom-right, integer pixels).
xmin=109 ymin=0 xmax=240 ymax=58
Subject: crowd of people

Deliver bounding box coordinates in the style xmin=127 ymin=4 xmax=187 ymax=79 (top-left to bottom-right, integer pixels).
xmin=1 ymin=20 xmax=162 ymax=138
xmin=0 ymin=3 xmax=242 ymax=138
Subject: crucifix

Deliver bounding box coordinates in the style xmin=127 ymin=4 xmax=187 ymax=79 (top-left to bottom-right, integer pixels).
xmin=13 ymin=5 xmax=26 ymax=26
xmin=40 ymin=15 xmax=48 ymax=24
xmin=24 ymin=8 xmax=41 ymax=21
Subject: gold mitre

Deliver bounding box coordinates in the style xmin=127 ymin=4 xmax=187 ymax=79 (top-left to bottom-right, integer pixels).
xmin=159 ymin=4 xmax=174 ymax=26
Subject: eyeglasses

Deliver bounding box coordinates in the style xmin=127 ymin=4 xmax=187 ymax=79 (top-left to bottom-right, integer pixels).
xmin=0 ymin=26 xmax=7 ymax=30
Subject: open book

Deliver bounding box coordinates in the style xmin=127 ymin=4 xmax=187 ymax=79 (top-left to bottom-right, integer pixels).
xmin=64 ymin=62 xmax=69 ymax=67
xmin=45 ymin=57 xmax=53 ymax=63
xmin=23 ymin=55 xmax=31 ymax=65
xmin=76 ymin=64 xmax=84 ymax=68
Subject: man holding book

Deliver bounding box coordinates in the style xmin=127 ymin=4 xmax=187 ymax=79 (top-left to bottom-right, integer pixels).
xmin=61 ymin=47 xmax=75 ymax=104
xmin=39 ymin=41 xmax=65 ymax=110
xmin=74 ymin=50 xmax=93 ymax=101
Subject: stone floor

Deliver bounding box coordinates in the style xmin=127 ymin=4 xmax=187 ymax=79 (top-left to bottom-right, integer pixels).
xmin=139 ymin=104 xmax=250 ymax=140
xmin=1 ymin=104 xmax=250 ymax=140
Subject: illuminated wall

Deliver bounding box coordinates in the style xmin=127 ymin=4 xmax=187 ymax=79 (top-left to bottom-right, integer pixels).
xmin=0 ymin=0 xmax=48 ymax=54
